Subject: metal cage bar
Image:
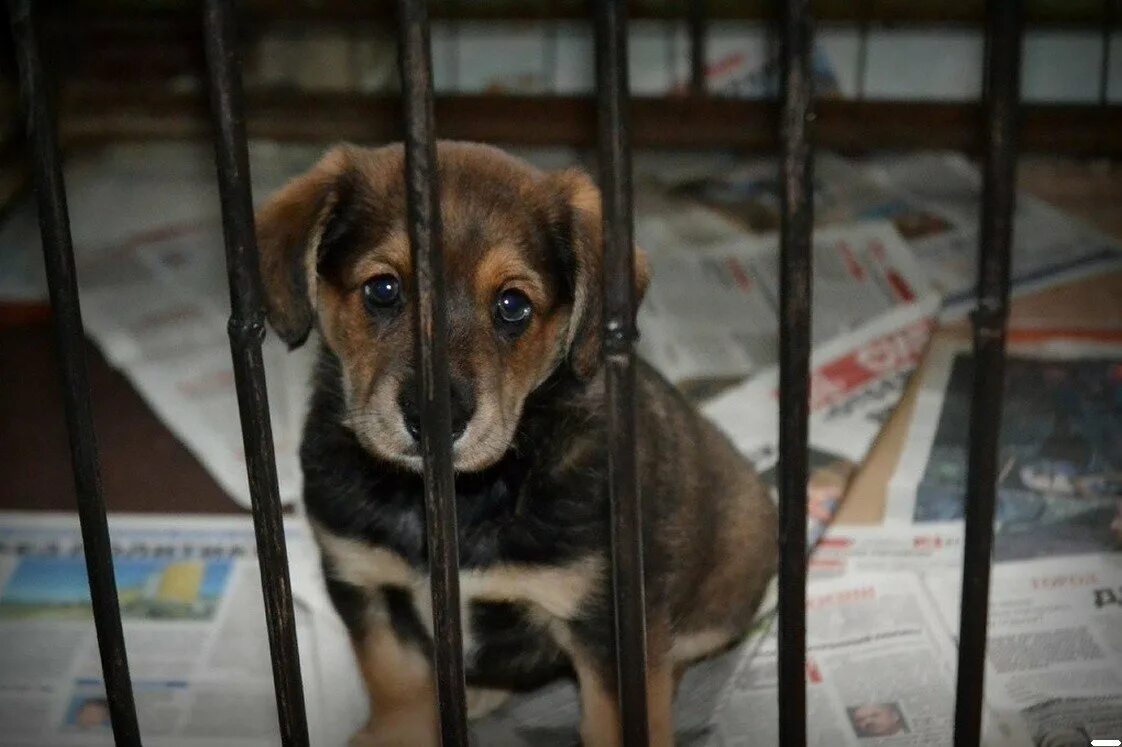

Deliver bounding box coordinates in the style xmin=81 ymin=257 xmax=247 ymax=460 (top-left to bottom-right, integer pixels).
xmin=6 ymin=1 xmax=143 ymax=744
xmin=594 ymin=1 xmax=650 ymax=744
xmin=688 ymin=0 xmax=707 ymax=96
xmin=777 ymin=1 xmax=815 ymax=745
xmin=953 ymin=1 xmax=1023 ymax=745
xmin=1100 ymin=0 xmax=1116 ymax=106
xmin=395 ymin=1 xmax=470 ymax=744
xmin=201 ymin=1 xmax=310 ymax=744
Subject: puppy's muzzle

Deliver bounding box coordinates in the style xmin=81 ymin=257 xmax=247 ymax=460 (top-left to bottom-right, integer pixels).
xmin=398 ymin=376 xmax=477 ymax=442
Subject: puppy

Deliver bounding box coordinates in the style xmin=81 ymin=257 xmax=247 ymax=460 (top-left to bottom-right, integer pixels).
xmin=255 ymin=142 xmax=778 ymax=746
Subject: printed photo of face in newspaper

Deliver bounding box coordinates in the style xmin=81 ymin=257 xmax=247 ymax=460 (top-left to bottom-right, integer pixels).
xmin=847 ymin=702 xmax=910 ymax=738
xmin=902 ymin=350 xmax=1122 ymax=561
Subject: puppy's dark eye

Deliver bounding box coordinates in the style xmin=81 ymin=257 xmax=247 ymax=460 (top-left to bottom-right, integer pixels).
xmin=494 ymin=288 xmax=533 ymax=331
xmin=363 ymin=274 xmax=400 ymax=311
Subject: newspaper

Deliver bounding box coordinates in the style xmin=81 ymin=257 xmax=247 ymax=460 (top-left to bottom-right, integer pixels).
xmin=809 ymin=522 xmax=964 ymax=579
xmin=632 ymin=150 xmax=1122 ymax=324
xmin=700 ymin=290 xmax=936 ymax=545
xmin=885 ymin=335 xmax=1122 ymax=561
xmin=637 ymin=219 xmax=939 ymax=398
xmin=709 ymin=571 xmax=976 ymax=746
xmin=0 ymin=513 xmax=323 ymax=747
xmin=864 ymin=152 xmax=1122 ymax=316
xmin=74 ymin=221 xmax=316 ymax=509
xmin=925 ymin=554 xmax=1122 ymax=747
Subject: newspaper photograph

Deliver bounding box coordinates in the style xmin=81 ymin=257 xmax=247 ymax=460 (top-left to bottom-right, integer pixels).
xmin=886 ymin=337 xmax=1122 ymax=562
xmin=0 ymin=513 xmax=322 ymax=747
xmin=924 ymin=554 xmax=1122 ymax=747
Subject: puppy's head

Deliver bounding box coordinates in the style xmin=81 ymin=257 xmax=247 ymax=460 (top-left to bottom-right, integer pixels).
xmin=255 ymin=142 xmax=648 ymax=473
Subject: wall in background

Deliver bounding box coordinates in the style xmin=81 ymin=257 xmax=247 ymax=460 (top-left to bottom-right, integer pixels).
xmin=241 ymin=21 xmax=1122 ymax=104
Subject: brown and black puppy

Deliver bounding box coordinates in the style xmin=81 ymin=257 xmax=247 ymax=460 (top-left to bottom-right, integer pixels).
xmin=255 ymin=142 xmax=777 ymax=746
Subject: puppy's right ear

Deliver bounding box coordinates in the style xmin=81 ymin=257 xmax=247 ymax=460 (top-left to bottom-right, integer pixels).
xmin=254 ymin=146 xmax=353 ymax=348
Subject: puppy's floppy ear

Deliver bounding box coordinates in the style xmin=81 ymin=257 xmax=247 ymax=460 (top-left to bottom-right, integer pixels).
xmin=254 ymin=145 xmax=354 ymax=348
xmin=540 ymin=168 xmax=650 ymax=381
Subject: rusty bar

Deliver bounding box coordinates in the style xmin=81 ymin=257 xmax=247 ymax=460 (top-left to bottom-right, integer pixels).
xmin=688 ymin=0 xmax=706 ymax=96
xmin=594 ymin=1 xmax=650 ymax=744
xmin=953 ymin=1 xmax=1022 ymax=745
xmin=777 ymin=0 xmax=815 ymax=745
xmin=201 ymin=1 xmax=310 ymax=744
xmin=6 ymin=1 xmax=142 ymax=743
xmin=395 ymin=1 xmax=469 ymax=745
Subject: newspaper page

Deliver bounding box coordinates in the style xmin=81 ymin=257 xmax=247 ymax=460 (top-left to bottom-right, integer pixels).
xmin=0 ymin=513 xmax=323 ymax=747
xmin=864 ymin=152 xmax=1122 ymax=316
xmin=707 ymin=571 xmax=971 ymax=746
xmin=74 ymin=221 xmax=316 ymax=509
xmin=924 ymin=554 xmax=1122 ymax=747
xmin=0 ymin=142 xmax=324 ymax=302
xmin=701 ymin=298 xmax=936 ymax=545
xmin=637 ymin=219 xmax=939 ymax=398
xmin=810 ymin=522 xmax=964 ymax=579
xmin=885 ymin=335 xmax=1122 ymax=561
xmin=633 ymin=151 xmax=953 ymax=243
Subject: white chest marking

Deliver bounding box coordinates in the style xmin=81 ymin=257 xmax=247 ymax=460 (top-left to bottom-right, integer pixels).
xmin=314 ymin=523 xmax=604 ymax=659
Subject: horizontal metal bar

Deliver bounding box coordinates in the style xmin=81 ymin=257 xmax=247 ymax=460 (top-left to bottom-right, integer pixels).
xmin=201 ymin=1 xmax=310 ymax=745
xmin=777 ymin=0 xmax=815 ymax=744
xmin=45 ymin=1 xmax=1122 ymax=26
xmin=395 ymin=1 xmax=469 ymax=745
xmin=953 ymin=1 xmax=1023 ymax=745
xmin=594 ymin=1 xmax=650 ymax=745
xmin=50 ymin=91 xmax=1122 ymax=156
xmin=6 ymin=2 xmax=143 ymax=744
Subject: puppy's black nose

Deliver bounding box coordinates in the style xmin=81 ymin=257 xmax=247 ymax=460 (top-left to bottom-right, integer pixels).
xmin=399 ymin=377 xmax=476 ymax=443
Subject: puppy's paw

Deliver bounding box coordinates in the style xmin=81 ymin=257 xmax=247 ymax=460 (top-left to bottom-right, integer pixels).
xmin=466 ymin=686 xmax=511 ymax=719
xmin=349 ymin=711 xmax=438 ymax=747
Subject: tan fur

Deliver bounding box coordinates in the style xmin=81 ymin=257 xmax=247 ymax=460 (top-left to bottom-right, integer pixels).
xmin=669 ymin=628 xmax=737 ymax=666
xmin=318 ymin=521 xmax=603 ymax=624
xmin=569 ymin=648 xmax=622 ymax=747
xmin=349 ymin=623 xmax=438 ymax=747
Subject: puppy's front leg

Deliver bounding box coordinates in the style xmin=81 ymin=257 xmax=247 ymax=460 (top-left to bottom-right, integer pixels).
xmin=569 ymin=645 xmax=674 ymax=747
xmin=349 ymin=620 xmax=438 ymax=747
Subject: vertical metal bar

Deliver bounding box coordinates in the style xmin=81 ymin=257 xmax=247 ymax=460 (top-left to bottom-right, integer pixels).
xmin=1100 ymin=0 xmax=1115 ymax=106
xmin=202 ymin=2 xmax=310 ymax=745
xmin=595 ymin=1 xmax=649 ymax=744
xmin=395 ymin=1 xmax=469 ymax=745
xmin=6 ymin=3 xmax=142 ymax=744
xmin=856 ymin=0 xmax=870 ymax=101
xmin=688 ymin=0 xmax=706 ymax=96
xmin=778 ymin=0 xmax=814 ymax=745
xmin=953 ymin=2 xmax=1022 ymax=746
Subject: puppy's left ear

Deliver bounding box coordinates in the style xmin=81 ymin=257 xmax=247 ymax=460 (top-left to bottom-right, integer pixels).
xmin=539 ymin=168 xmax=650 ymax=381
